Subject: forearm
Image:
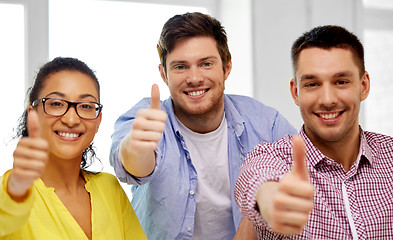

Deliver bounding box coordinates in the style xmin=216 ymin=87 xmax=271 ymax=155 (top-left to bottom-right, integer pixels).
xmin=235 ymin=171 xmax=276 ymax=230
xmin=233 ymin=217 xmax=257 ymax=240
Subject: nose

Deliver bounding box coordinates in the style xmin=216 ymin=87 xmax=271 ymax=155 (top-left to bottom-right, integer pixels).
xmin=186 ymin=66 xmax=203 ymax=86
xmin=319 ymin=84 xmax=338 ymax=108
xmin=60 ymin=106 xmax=81 ymax=126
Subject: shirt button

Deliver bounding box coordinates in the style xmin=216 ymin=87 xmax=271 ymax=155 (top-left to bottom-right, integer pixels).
xmin=187 ymin=227 xmax=192 ymax=232
xmin=186 ymin=155 xmax=190 ymax=159
xmin=189 ymin=190 xmax=195 ymax=195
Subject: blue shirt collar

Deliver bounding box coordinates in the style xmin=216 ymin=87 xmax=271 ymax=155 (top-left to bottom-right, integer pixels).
xmin=163 ymin=95 xmax=245 ymax=138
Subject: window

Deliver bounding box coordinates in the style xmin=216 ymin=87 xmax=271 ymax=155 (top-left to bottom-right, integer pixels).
xmin=49 ymin=0 xmax=208 ymax=177
xmin=363 ymin=0 xmax=393 ymax=9
xmin=363 ymin=1 xmax=393 ymax=136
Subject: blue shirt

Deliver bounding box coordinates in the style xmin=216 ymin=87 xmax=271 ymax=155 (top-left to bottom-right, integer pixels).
xmin=110 ymin=94 xmax=297 ymax=240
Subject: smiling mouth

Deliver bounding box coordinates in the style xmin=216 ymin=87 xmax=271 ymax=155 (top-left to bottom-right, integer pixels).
xmin=56 ymin=131 xmax=82 ymax=138
xmin=185 ymin=89 xmax=208 ymax=96
xmin=318 ymin=111 xmax=343 ymax=120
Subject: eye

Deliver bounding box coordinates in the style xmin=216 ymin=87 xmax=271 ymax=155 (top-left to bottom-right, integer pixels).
xmin=304 ymin=82 xmax=318 ymax=88
xmin=48 ymin=99 xmax=65 ymax=107
xmin=174 ymin=65 xmax=187 ymax=70
xmin=336 ymin=79 xmax=349 ymax=85
xmin=79 ymin=103 xmax=95 ymax=110
xmin=201 ymin=61 xmax=213 ymax=67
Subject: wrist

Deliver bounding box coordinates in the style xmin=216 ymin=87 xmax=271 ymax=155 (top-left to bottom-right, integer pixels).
xmin=257 ymin=181 xmax=278 ymax=223
xmin=6 ymin=174 xmax=30 ymax=202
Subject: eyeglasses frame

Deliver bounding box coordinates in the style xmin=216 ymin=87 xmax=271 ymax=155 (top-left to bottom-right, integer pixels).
xmin=31 ymin=97 xmax=103 ymax=120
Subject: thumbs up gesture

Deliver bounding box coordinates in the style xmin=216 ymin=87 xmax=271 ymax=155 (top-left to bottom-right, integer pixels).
xmin=7 ymin=110 xmax=49 ymax=201
xmin=257 ymin=136 xmax=314 ymax=235
xmin=120 ymin=84 xmax=168 ymax=177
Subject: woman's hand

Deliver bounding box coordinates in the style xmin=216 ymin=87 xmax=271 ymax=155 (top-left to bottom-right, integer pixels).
xmin=7 ymin=110 xmax=49 ymax=201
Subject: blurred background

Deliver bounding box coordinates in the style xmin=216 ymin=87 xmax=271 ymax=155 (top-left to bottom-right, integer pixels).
xmin=0 ymin=0 xmax=392 ymax=194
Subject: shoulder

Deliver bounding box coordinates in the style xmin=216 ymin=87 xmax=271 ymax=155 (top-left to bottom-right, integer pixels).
xmin=85 ymin=172 xmax=121 ymax=189
xmin=254 ymin=134 xmax=293 ymax=151
xmin=364 ymin=130 xmax=393 ymax=148
xmin=224 ymin=94 xmax=297 ymax=138
xmin=362 ymin=131 xmax=393 ymax=169
xmin=242 ymin=135 xmax=294 ymax=176
xmin=225 ymin=94 xmax=273 ymax=108
xmin=225 ymin=94 xmax=281 ymax=118
xmin=247 ymin=135 xmax=293 ymax=160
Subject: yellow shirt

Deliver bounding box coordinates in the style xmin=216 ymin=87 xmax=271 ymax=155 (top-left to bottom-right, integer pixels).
xmin=0 ymin=170 xmax=146 ymax=240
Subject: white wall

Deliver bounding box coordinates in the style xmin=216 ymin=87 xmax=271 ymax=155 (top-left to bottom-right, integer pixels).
xmin=218 ymin=0 xmax=253 ymax=97
xmin=251 ymin=0 xmax=363 ymax=129
xmin=3 ymin=0 xmax=392 ymax=177
xmin=3 ymin=0 xmax=365 ymax=131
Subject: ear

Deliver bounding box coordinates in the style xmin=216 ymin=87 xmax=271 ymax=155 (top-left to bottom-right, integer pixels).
xmin=360 ymin=71 xmax=370 ymax=101
xmin=223 ymin=60 xmax=232 ymax=81
xmin=290 ymin=78 xmax=300 ymax=106
xmin=27 ymin=105 xmax=34 ymax=114
xmin=159 ymin=64 xmax=168 ymax=86
xmin=27 ymin=105 xmax=36 ymax=126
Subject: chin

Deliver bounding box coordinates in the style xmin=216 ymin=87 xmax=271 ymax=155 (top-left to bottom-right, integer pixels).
xmin=52 ymin=147 xmax=84 ymax=160
xmin=314 ymin=129 xmax=345 ymax=142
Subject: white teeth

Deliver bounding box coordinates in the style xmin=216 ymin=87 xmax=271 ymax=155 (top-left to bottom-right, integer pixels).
xmin=58 ymin=132 xmax=79 ymax=138
xmin=188 ymin=90 xmax=205 ymax=96
xmin=320 ymin=113 xmax=339 ymax=119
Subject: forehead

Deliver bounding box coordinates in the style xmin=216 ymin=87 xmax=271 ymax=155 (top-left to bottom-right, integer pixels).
xmin=167 ymin=36 xmax=220 ymax=62
xmin=40 ymin=70 xmax=99 ymax=98
xmin=296 ymin=47 xmax=359 ymax=78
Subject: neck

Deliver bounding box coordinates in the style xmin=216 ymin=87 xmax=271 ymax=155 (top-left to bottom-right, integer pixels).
xmin=307 ymin=126 xmax=361 ymax=172
xmin=41 ymin=154 xmax=84 ymax=192
xmin=174 ymin=97 xmax=225 ymax=133
xmin=175 ymin=106 xmax=225 ymax=134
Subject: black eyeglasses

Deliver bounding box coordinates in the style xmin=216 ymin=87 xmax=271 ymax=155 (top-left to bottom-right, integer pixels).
xmin=32 ymin=98 xmax=103 ymax=120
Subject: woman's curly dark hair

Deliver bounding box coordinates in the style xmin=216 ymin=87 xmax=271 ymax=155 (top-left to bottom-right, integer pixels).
xmin=15 ymin=57 xmax=101 ymax=170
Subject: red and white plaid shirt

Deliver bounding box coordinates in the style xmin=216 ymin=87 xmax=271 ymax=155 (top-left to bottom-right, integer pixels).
xmin=235 ymin=127 xmax=393 ymax=240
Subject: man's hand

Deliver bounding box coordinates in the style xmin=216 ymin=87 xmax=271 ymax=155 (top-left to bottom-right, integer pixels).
xmin=120 ymin=84 xmax=167 ymax=177
xmin=7 ymin=110 xmax=49 ymax=201
xmin=233 ymin=217 xmax=257 ymax=240
xmin=257 ymin=136 xmax=314 ymax=235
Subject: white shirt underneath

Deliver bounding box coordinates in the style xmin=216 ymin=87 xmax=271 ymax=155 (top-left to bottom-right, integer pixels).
xmin=177 ymin=114 xmax=235 ymax=239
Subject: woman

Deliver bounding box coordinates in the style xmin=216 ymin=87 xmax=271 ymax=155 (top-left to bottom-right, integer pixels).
xmin=0 ymin=57 xmax=146 ymax=239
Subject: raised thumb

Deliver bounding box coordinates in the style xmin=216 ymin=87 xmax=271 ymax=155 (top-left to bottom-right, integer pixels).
xmin=292 ymin=135 xmax=309 ymax=181
xmin=27 ymin=110 xmax=40 ymax=138
xmin=149 ymin=84 xmax=161 ymax=110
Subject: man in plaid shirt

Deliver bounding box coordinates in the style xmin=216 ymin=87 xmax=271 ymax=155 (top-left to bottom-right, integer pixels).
xmin=235 ymin=25 xmax=393 ymax=239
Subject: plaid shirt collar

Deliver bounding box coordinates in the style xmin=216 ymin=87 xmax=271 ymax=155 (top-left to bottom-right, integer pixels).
xmin=299 ymin=125 xmax=374 ymax=175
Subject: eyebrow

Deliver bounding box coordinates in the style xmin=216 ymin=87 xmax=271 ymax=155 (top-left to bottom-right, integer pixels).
xmin=200 ymin=56 xmax=218 ymax=61
xmin=298 ymin=71 xmax=354 ymax=82
xmin=298 ymin=74 xmax=316 ymax=82
xmin=169 ymin=60 xmax=187 ymax=67
xmin=333 ymin=71 xmax=353 ymax=78
xmin=169 ymin=56 xmax=218 ymax=66
xmin=45 ymin=92 xmax=98 ymax=101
